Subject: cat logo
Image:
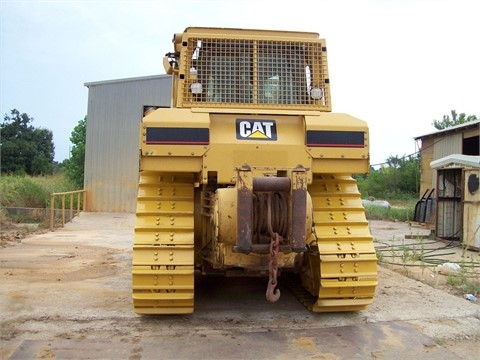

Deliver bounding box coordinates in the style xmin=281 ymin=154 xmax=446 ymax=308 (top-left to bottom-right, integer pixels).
xmin=236 ymin=119 xmax=277 ymax=141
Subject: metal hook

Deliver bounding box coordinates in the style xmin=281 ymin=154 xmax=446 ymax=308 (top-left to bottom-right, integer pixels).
xmin=266 ymin=280 xmax=280 ymax=303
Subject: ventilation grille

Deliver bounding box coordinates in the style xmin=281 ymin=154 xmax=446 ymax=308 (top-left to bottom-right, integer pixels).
xmin=181 ymin=37 xmax=329 ymax=109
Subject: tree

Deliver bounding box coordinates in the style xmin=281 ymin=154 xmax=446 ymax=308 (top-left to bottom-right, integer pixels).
xmin=62 ymin=116 xmax=86 ymax=189
xmin=432 ymin=110 xmax=478 ymax=130
xmin=355 ymin=154 xmax=420 ymax=199
xmin=1 ymin=109 xmax=55 ymax=175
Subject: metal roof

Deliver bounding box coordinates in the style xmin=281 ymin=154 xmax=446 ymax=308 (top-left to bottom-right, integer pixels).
xmin=430 ymin=154 xmax=480 ymax=169
xmin=414 ymin=119 xmax=479 ymax=140
xmin=84 ymin=74 xmax=170 ymax=87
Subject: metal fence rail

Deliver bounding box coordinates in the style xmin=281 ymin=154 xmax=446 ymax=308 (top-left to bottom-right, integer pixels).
xmin=50 ymin=190 xmax=86 ymax=231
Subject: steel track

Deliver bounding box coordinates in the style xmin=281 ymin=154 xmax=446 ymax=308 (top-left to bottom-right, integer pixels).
xmin=299 ymin=174 xmax=378 ymax=312
xmin=132 ymin=171 xmax=196 ymax=314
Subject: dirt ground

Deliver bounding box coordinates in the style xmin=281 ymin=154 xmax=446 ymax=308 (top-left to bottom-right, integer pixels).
xmin=370 ymin=220 xmax=480 ymax=298
xmin=0 ymin=214 xmax=479 ymax=359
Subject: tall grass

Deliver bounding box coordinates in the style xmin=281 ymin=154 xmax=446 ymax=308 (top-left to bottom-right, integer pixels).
xmin=0 ymin=174 xmax=75 ymax=208
xmin=364 ymin=198 xmax=417 ymax=222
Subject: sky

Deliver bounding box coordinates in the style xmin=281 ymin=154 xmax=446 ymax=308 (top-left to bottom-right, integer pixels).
xmin=1 ymin=0 xmax=479 ymax=166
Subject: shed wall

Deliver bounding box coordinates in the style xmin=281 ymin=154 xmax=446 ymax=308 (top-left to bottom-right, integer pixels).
xmin=433 ymin=133 xmax=462 ymax=159
xmin=84 ymin=75 xmax=172 ymax=212
xmin=418 ymin=126 xmax=479 ymax=198
xmin=416 ymin=121 xmax=479 ymax=238
xmin=418 ymin=137 xmax=435 ymax=196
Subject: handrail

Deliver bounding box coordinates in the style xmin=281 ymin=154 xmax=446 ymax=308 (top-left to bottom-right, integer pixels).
xmin=50 ymin=190 xmax=86 ymax=231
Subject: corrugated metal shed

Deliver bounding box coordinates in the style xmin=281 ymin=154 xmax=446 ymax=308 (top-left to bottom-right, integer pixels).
xmin=415 ymin=120 xmax=480 ymax=196
xmin=414 ymin=120 xmax=479 ymax=246
xmin=84 ymin=75 xmax=172 ymax=212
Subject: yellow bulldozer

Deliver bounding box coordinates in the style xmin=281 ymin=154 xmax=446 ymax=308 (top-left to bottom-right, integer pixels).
xmin=132 ymin=27 xmax=377 ymax=314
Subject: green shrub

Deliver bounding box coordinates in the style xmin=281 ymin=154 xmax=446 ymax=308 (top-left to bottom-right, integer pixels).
xmin=364 ymin=202 xmax=416 ymax=222
xmin=0 ymin=174 xmax=76 ymax=208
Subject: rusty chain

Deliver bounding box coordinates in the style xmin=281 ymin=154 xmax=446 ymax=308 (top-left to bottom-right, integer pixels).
xmin=266 ymin=193 xmax=281 ymax=302
xmin=266 ymin=232 xmax=281 ymax=302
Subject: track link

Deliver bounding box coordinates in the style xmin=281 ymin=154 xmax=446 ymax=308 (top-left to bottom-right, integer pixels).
xmin=300 ymin=174 xmax=377 ymax=312
xmin=132 ymin=171 xmax=195 ymax=314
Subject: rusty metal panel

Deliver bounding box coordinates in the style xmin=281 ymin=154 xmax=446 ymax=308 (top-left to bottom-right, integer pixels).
xmin=436 ymin=169 xmax=463 ymax=239
xmin=84 ymin=75 xmax=172 ymax=212
xmin=291 ymin=168 xmax=307 ymax=251
xmin=464 ymin=169 xmax=480 ymax=250
xmin=235 ymin=166 xmax=253 ymax=253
